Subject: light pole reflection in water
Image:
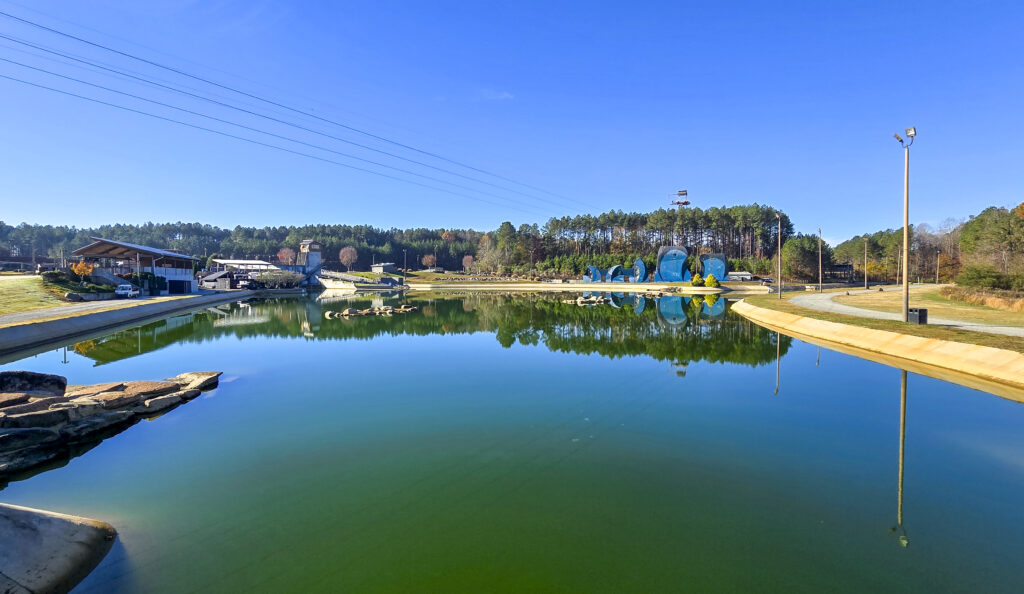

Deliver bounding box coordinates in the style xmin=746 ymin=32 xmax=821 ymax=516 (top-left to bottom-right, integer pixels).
xmin=774 ymin=331 xmax=780 ymax=395
xmin=891 ymin=369 xmax=910 ymax=548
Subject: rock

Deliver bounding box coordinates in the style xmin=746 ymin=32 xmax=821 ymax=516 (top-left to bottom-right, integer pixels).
xmin=64 ymin=292 xmax=84 ymax=301
xmin=131 ymin=393 xmax=183 ymax=415
xmin=0 ymin=428 xmax=61 ymax=451
xmin=167 ymin=372 xmax=222 ymax=392
xmin=0 ymin=503 xmax=116 ymax=594
xmin=64 ymin=382 xmax=126 ymax=399
xmin=0 ymin=371 xmax=67 ymax=397
xmin=88 ymin=391 xmax=141 ymax=410
xmin=120 ymin=381 xmax=179 ymax=398
xmin=176 ymin=388 xmax=202 ymax=401
xmin=0 ymin=392 xmax=32 ymax=409
xmin=58 ymin=411 xmax=134 ymax=440
xmin=0 ymin=397 xmax=64 ymax=416
xmin=0 ymin=408 xmax=70 ymax=429
xmin=50 ymin=400 xmax=107 ymax=421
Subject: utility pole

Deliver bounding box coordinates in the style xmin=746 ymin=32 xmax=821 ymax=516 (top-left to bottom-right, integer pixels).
xmin=776 ymin=213 xmax=783 ymax=300
xmin=864 ymin=237 xmax=869 ymax=290
xmin=818 ymin=227 xmax=823 ymax=293
xmin=935 ymin=250 xmax=941 ymax=284
xmin=894 ymin=127 xmax=916 ymax=322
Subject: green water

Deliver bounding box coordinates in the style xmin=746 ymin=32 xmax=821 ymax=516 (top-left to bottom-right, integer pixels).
xmin=3 ymin=293 xmax=1024 ymax=592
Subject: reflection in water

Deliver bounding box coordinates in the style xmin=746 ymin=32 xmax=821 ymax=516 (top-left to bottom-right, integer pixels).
xmin=774 ymin=331 xmax=781 ymax=396
xmin=71 ymin=293 xmax=793 ymax=370
xmin=893 ymin=370 xmax=910 ymax=548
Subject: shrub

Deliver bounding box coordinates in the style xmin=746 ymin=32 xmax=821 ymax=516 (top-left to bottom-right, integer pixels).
xmin=41 ymin=270 xmax=68 ymax=284
xmin=705 ymin=274 xmax=720 ymax=288
xmin=690 ymin=273 xmax=704 ymax=287
xmin=955 ymin=265 xmax=1010 ymax=289
xmin=254 ymin=270 xmax=305 ymax=289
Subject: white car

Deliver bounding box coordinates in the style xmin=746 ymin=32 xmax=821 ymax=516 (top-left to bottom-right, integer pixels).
xmin=115 ymin=284 xmax=140 ymax=298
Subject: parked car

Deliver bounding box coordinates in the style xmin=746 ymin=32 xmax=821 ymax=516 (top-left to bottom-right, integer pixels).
xmin=115 ymin=284 xmax=140 ymax=298
xmin=760 ymin=277 xmax=775 ymax=285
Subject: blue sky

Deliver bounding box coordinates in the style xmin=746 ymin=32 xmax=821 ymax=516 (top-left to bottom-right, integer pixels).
xmin=0 ymin=0 xmax=1021 ymax=244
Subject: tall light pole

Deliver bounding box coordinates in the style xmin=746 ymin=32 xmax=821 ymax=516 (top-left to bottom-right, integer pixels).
xmin=776 ymin=213 xmax=783 ymax=300
xmin=935 ymin=250 xmax=941 ymax=285
xmin=895 ymin=127 xmax=916 ymax=322
xmin=864 ymin=237 xmax=869 ymax=290
xmin=817 ymin=227 xmax=823 ymax=293
xmin=402 ymin=249 xmax=407 ymax=286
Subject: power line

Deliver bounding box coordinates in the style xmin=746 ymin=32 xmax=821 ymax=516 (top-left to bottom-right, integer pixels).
xmin=0 ymin=32 xmax=581 ymax=213
xmin=0 ymin=9 xmax=581 ymax=205
xmin=0 ymin=72 xmax=547 ymax=216
xmin=0 ymin=56 xmax=553 ymax=213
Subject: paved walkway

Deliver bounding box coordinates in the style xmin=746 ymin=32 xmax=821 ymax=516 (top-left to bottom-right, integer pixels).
xmin=789 ymin=288 xmax=1024 ymax=338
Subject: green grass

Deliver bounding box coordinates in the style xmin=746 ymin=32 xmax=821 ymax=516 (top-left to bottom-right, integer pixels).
xmin=833 ymin=285 xmax=1024 ymax=327
xmin=0 ymin=276 xmax=70 ymax=314
xmin=745 ymin=293 xmax=1024 ymax=354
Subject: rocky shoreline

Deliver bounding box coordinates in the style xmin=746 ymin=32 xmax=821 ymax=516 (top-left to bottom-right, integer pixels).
xmin=0 ymin=370 xmax=222 ymax=484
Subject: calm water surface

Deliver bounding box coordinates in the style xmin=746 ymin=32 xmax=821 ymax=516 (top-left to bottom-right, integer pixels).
xmin=3 ymin=293 xmax=1024 ymax=592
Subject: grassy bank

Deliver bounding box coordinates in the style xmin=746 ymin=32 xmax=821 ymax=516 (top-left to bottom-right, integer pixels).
xmin=744 ymin=293 xmax=1024 ymax=354
xmin=833 ymin=285 xmax=1024 ymax=327
xmin=0 ymin=276 xmax=68 ymax=314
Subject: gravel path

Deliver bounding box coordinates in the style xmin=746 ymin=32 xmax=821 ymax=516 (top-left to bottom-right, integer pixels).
xmin=789 ymin=288 xmax=1024 ymax=338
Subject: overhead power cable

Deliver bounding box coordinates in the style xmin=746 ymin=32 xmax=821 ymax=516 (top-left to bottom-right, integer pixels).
xmin=0 ymin=72 xmax=547 ymax=216
xmin=0 ymin=56 xmax=552 ymax=213
xmin=0 ymin=9 xmax=581 ymax=206
xmin=0 ymin=32 xmax=580 ymax=213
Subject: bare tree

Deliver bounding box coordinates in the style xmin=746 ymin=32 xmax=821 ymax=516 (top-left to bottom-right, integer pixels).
xmin=339 ymin=246 xmax=358 ymax=271
xmin=462 ymin=254 xmax=474 ymax=272
xmin=421 ymin=254 xmax=437 ymax=268
xmin=277 ymin=247 xmax=296 ymax=265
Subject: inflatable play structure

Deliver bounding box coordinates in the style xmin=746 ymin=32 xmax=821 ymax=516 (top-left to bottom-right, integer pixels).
xmin=582 ymin=246 xmax=730 ymax=284
xmin=584 ymin=257 xmax=647 ymax=283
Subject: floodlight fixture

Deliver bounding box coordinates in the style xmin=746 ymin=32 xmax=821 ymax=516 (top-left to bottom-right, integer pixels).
xmin=905 ymin=127 xmax=916 ymax=138
xmin=676 ymin=190 xmax=688 ymax=197
xmin=894 ymin=133 xmax=903 ymax=144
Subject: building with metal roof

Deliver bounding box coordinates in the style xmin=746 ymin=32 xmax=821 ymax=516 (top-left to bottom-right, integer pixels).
xmin=73 ymin=237 xmax=198 ymax=295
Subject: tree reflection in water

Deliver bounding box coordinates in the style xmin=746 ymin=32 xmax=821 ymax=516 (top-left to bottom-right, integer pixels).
xmin=72 ymin=293 xmax=792 ymax=369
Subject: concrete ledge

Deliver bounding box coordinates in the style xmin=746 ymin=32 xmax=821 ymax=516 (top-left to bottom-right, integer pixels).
xmin=732 ymin=300 xmax=1024 ymax=403
xmin=406 ymin=282 xmax=725 ymax=294
xmin=0 ymin=291 xmax=255 ymax=359
xmin=0 ymin=503 xmax=115 ymax=593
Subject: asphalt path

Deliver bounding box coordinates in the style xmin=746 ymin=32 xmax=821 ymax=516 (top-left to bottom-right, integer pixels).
xmin=789 ymin=287 xmax=1024 ymax=338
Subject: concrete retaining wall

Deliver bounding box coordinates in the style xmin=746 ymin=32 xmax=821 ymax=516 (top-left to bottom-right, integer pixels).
xmin=0 ymin=291 xmax=255 ymax=359
xmin=732 ymin=300 xmax=1024 ymax=403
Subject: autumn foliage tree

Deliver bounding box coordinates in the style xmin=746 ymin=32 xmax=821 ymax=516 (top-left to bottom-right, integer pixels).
xmin=421 ymin=254 xmax=437 ymax=268
xmin=442 ymin=230 xmax=456 ymax=243
xmin=71 ymin=260 xmax=94 ymax=278
xmin=462 ymin=254 xmax=474 ymax=271
xmin=277 ymin=247 xmax=296 ymax=265
xmin=339 ymin=246 xmax=358 ymax=271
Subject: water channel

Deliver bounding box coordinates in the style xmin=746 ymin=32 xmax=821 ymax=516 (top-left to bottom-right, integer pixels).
xmin=3 ymin=293 xmax=1024 ymax=592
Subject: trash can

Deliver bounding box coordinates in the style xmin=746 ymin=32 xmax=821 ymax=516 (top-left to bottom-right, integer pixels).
xmin=908 ymin=308 xmax=928 ymax=325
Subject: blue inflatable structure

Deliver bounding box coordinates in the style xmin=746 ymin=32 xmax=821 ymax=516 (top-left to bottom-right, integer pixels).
xmin=700 ymin=253 xmax=729 ymax=284
xmin=582 ymin=257 xmax=648 ymax=283
xmin=652 ymin=246 xmax=691 ymax=283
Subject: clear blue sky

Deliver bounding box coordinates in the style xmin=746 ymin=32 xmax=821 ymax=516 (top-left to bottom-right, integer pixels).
xmin=1 ymin=0 xmax=1021 ymax=244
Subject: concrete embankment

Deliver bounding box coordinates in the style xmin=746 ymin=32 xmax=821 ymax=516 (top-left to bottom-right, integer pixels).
xmin=0 ymin=503 xmax=116 ymax=594
xmin=406 ymin=281 xmax=727 ymax=294
xmin=732 ymin=300 xmax=1024 ymax=403
xmin=0 ymin=291 xmax=255 ymax=360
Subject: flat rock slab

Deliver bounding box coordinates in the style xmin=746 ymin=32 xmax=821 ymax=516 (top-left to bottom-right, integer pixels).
xmin=0 ymin=408 xmax=70 ymax=429
xmin=0 ymin=427 xmax=60 ymax=451
xmin=0 ymin=396 xmax=65 ymax=416
xmin=168 ymin=371 xmax=222 ymax=391
xmin=64 ymin=382 xmax=125 ymax=399
xmin=0 ymin=371 xmax=66 ymax=397
xmin=121 ymin=381 xmax=180 ymax=398
xmin=0 ymin=503 xmax=116 ymax=594
xmin=0 ymin=392 xmax=32 ymax=409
